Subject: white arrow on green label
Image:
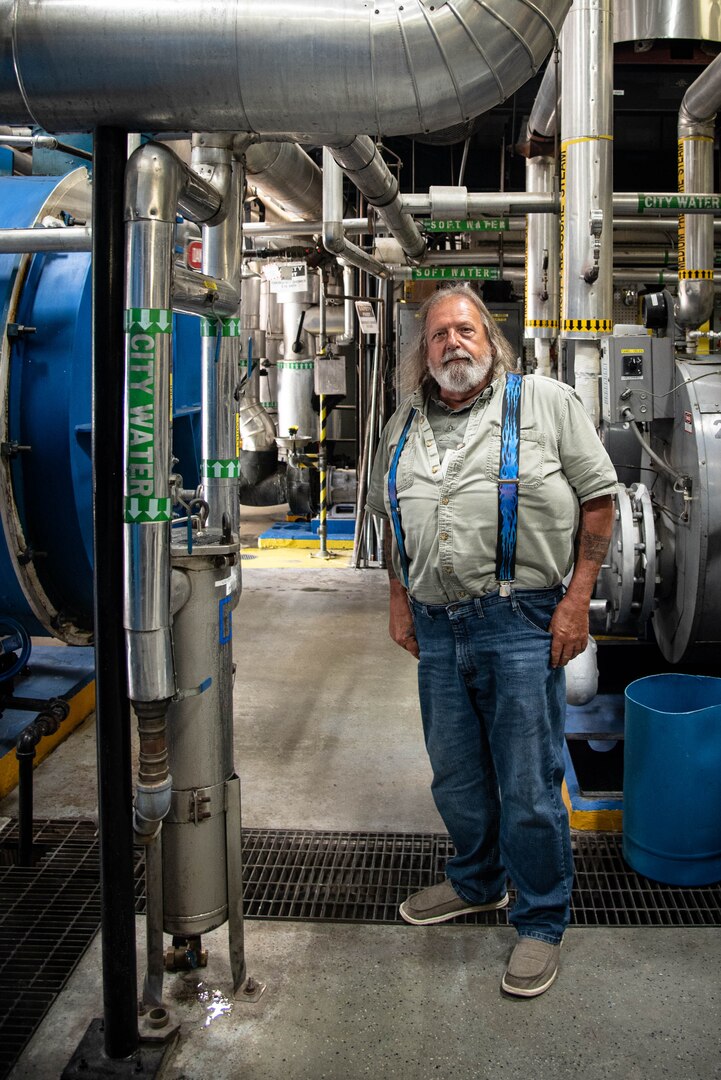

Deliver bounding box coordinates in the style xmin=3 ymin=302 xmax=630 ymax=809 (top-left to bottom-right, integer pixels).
xmin=202 ymin=459 xmax=241 ymax=479
xmin=124 ymin=308 xmax=173 ymax=334
xmin=124 ymin=496 xmax=172 ymax=523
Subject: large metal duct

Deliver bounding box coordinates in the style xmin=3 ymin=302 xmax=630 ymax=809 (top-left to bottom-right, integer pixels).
xmin=243 ymin=142 xmax=322 ymax=222
xmin=2 ymin=0 xmax=570 ymax=137
xmin=614 ymin=0 xmax=721 ymax=44
xmin=676 ymin=52 xmax=721 ymax=331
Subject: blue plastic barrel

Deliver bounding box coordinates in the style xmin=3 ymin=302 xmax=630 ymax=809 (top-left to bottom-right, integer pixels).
xmin=624 ymin=673 xmax=721 ymax=885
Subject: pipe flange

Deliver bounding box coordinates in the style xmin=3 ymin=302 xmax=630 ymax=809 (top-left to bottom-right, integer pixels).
xmin=596 ymin=483 xmax=657 ymax=632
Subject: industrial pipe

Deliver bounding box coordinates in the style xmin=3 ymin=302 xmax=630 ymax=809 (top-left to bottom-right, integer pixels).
xmin=330 ymin=137 xmax=426 ymax=262
xmin=191 ymin=134 xmax=242 ymax=535
xmin=322 ymin=148 xmax=388 ymax=279
xmin=676 ymin=52 xmax=721 ymax=330
xmin=3 ymin=0 xmax=570 ymax=138
xmin=243 ymin=141 xmax=323 ymax=221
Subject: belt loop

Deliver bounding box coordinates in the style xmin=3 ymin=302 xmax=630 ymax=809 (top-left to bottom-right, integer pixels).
xmin=474 ymin=597 xmax=485 ymax=619
xmin=509 ymin=588 xmax=519 ymax=611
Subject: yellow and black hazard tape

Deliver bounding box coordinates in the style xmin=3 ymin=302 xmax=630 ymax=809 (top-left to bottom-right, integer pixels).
xmin=526 ymin=319 xmax=559 ymax=328
xmin=678 ymin=269 xmax=714 ymax=280
xmin=562 ymin=318 xmax=613 ymax=333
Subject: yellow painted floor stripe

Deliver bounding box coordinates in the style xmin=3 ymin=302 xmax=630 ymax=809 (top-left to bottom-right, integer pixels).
xmin=242 ymin=545 xmax=353 ymax=569
xmin=562 ymin=780 xmax=623 ymax=833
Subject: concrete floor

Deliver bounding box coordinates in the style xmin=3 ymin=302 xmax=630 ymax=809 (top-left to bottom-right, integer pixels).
xmin=2 ymin=510 xmax=720 ymax=1079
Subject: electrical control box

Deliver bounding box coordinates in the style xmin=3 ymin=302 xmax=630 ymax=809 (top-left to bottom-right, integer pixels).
xmin=601 ymin=333 xmax=675 ymax=424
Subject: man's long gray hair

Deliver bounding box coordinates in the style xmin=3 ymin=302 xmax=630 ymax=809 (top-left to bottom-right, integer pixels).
xmin=400 ymin=285 xmax=518 ymax=396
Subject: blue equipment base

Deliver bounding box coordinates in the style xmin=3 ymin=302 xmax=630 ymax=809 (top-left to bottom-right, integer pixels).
xmin=563 ymin=693 xmax=624 ymax=830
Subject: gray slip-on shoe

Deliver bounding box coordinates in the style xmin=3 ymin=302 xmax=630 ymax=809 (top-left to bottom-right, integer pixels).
xmin=399 ymin=879 xmax=509 ymax=925
xmin=501 ymin=936 xmax=561 ymax=997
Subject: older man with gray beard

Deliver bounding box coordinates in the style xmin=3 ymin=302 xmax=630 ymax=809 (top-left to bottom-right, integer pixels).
xmin=366 ymin=285 xmax=616 ymax=997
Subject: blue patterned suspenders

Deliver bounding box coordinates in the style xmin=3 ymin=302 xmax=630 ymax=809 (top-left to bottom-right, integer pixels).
xmin=387 ymin=373 xmax=523 ymax=596
xmin=495 ymin=372 xmax=523 ymax=596
xmin=387 ymin=406 xmax=417 ymax=589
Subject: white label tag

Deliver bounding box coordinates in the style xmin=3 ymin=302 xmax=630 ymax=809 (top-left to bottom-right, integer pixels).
xmin=355 ymin=300 xmax=378 ymax=335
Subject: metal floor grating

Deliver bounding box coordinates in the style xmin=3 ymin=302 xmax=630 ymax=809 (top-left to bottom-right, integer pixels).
xmin=1 ymin=820 xmax=720 ymax=1077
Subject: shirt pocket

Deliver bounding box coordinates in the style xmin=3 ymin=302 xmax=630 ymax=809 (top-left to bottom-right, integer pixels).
xmin=485 ymin=429 xmax=546 ymax=489
xmin=389 ymin=433 xmax=418 ymax=494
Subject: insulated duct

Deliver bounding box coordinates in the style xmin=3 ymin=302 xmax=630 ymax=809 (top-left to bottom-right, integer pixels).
xmin=243 ymin=142 xmax=322 ymax=222
xmin=676 ymin=52 xmax=721 ymax=330
xmin=3 ymin=0 xmax=570 ymax=137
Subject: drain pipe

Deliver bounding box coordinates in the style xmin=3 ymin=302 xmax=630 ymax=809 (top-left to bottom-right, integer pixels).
xmin=329 ymin=137 xmax=426 ymax=262
xmin=322 ymin=148 xmax=389 ymax=278
xmin=192 ymin=134 xmax=242 ymax=534
xmin=559 ymin=0 xmax=613 ymax=426
xmin=676 ymin=51 xmax=721 ymax=335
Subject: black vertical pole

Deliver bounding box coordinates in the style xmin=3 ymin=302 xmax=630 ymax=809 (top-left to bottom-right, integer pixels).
xmin=91 ymin=127 xmax=139 ymax=1058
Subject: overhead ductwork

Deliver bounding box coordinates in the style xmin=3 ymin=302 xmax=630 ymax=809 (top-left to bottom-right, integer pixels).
xmin=2 ymin=0 xmax=570 ymax=137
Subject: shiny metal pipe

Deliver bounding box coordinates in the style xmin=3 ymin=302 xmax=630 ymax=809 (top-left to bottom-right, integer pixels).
xmin=527 ymin=53 xmax=559 ymax=139
xmin=172 ymin=264 xmax=239 ymax=318
xmin=614 ymin=0 xmax=721 ymax=44
xmin=330 ymin=136 xmax=425 ymax=261
xmin=676 ymin=54 xmax=721 ymax=329
xmin=243 ymin=142 xmax=322 ymax=221
xmin=322 ymin=148 xmax=388 ymax=279
xmin=243 ymin=218 xmax=368 ymax=237
xmin=4 ymin=0 xmax=570 ymax=136
xmin=192 ymin=140 xmax=242 ymax=534
xmin=560 ymin=0 xmax=613 ymax=335
xmin=123 ymin=144 xmax=194 ymax=704
xmin=402 ymin=191 xmax=558 ymax=215
xmin=525 ymin=156 xmax=559 ymax=340
xmin=0 ymin=225 xmax=92 ymax=252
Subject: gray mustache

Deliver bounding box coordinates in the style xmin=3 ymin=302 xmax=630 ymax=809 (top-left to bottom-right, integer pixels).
xmin=442 ymin=348 xmax=474 ymax=364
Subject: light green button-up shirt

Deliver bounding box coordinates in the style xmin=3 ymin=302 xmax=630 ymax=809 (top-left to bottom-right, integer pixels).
xmin=366 ymin=373 xmax=618 ymax=603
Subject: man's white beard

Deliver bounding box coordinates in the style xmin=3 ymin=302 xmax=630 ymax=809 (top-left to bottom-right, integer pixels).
xmin=432 ymin=347 xmax=493 ymax=394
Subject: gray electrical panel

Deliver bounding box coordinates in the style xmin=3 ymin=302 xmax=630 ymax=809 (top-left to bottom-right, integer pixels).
xmin=601 ymin=333 xmax=675 ymax=424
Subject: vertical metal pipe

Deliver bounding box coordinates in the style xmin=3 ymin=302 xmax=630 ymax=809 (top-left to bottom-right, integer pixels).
xmin=92 ymin=126 xmax=139 ymax=1060
xmin=194 ymin=140 xmax=242 ymax=533
xmin=525 ymin=155 xmax=559 ymax=347
xmin=559 ymin=0 xmax=613 ymax=424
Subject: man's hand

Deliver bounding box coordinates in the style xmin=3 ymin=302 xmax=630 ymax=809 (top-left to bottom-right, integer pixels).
xmin=548 ymin=594 xmax=589 ymax=668
xmin=389 ymin=581 xmax=419 ymax=659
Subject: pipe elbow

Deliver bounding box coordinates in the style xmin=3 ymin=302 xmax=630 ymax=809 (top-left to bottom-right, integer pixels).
xmin=134 ymin=776 xmax=173 ymax=836
xmin=125 ymin=142 xmax=186 ymax=223
xmin=323 ymin=221 xmax=346 ymax=258
xmin=675 ymin=280 xmax=715 ymax=330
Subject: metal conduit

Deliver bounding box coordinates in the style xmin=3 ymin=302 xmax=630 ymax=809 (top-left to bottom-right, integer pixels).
xmin=676 ymin=51 xmax=721 ymax=329
xmin=2 ymin=0 xmax=570 ymax=137
xmin=329 ymin=137 xmax=426 ymax=261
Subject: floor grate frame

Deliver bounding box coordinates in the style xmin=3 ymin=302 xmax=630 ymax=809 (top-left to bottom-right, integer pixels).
xmin=1 ymin=820 xmax=720 ymax=1078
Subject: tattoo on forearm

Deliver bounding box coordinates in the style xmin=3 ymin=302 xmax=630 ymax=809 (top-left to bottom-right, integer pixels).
xmin=580 ymin=531 xmax=611 ymax=565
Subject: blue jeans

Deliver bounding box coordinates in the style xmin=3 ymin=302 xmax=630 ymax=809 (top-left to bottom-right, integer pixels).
xmin=409 ymin=587 xmax=573 ymax=944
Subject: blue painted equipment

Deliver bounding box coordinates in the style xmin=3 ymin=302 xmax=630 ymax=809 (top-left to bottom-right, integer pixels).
xmin=0 ymin=171 xmax=202 ymax=642
xmin=624 ymin=673 xmax=721 ymax=886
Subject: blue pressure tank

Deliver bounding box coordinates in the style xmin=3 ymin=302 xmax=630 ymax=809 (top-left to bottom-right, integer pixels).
xmin=0 ymin=170 xmax=202 ymax=643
